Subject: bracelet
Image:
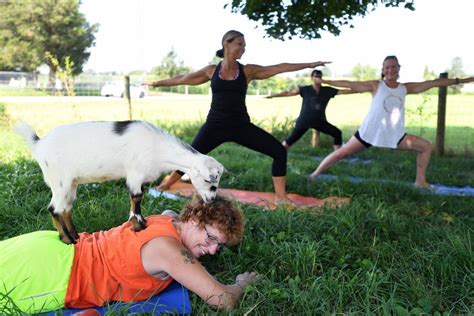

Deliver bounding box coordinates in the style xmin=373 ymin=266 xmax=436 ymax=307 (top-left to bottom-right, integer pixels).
xmin=455 ymin=78 xmax=460 ymax=84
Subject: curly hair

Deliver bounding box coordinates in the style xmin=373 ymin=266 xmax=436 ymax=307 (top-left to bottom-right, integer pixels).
xmin=179 ymin=196 xmax=244 ymax=246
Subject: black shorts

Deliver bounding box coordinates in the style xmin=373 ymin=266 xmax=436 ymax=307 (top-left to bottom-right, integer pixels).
xmin=354 ymin=131 xmax=407 ymax=148
xmin=354 ymin=130 xmax=372 ymax=148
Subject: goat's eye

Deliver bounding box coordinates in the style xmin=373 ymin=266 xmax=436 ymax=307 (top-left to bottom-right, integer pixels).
xmin=210 ymin=186 xmax=217 ymax=192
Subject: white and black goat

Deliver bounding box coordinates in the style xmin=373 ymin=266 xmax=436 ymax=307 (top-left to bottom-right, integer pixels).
xmin=16 ymin=120 xmax=224 ymax=244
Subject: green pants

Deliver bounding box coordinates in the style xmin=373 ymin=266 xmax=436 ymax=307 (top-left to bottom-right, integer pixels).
xmin=0 ymin=231 xmax=74 ymax=314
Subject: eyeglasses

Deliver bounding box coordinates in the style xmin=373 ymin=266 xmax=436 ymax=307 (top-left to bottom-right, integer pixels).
xmin=312 ymin=75 xmax=322 ymax=78
xmin=204 ymin=226 xmax=226 ymax=248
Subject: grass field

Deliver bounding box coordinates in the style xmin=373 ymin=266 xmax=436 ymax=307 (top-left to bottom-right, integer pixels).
xmin=0 ymin=95 xmax=473 ymax=315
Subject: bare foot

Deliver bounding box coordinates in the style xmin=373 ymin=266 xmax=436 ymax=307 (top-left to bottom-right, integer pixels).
xmin=414 ymin=182 xmax=435 ymax=191
xmin=414 ymin=182 xmax=432 ymax=188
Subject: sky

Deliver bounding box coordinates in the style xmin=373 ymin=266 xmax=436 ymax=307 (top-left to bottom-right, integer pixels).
xmin=80 ymin=0 xmax=474 ymax=82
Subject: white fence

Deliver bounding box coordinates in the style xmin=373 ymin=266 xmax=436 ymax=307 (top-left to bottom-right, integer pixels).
xmin=0 ymin=71 xmax=145 ymax=96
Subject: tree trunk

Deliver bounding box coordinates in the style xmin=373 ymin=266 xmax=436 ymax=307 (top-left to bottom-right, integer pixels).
xmin=48 ymin=65 xmax=57 ymax=95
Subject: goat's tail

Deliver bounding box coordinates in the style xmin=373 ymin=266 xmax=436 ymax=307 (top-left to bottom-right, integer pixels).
xmin=14 ymin=121 xmax=40 ymax=149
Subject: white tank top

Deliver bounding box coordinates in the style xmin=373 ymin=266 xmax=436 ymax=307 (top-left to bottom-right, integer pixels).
xmin=358 ymin=80 xmax=407 ymax=148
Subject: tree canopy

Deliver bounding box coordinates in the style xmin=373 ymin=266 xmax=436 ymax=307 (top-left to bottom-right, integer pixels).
xmin=446 ymin=57 xmax=465 ymax=94
xmin=0 ymin=0 xmax=98 ymax=77
xmin=351 ymin=63 xmax=377 ymax=81
xmin=226 ymin=0 xmax=415 ymax=40
xmin=150 ymin=49 xmax=191 ymax=79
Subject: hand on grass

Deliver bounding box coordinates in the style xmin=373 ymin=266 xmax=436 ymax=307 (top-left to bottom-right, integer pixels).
xmin=235 ymin=271 xmax=258 ymax=289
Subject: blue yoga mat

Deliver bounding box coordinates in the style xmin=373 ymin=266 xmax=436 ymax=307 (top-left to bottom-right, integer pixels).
xmin=45 ymin=281 xmax=191 ymax=315
xmin=311 ymin=156 xmax=372 ymax=164
xmin=315 ymin=174 xmax=474 ymax=197
xmin=148 ymin=188 xmax=184 ymax=201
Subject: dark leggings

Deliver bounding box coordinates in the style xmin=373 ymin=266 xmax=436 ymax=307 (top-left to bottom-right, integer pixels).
xmin=183 ymin=122 xmax=287 ymax=176
xmin=285 ymin=121 xmax=342 ymax=146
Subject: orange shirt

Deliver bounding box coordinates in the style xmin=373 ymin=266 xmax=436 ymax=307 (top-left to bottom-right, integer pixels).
xmin=65 ymin=215 xmax=180 ymax=308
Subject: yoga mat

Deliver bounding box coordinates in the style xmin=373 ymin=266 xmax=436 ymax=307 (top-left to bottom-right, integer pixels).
xmin=46 ymin=281 xmax=191 ymax=316
xmin=311 ymin=156 xmax=372 ymax=164
xmin=315 ymin=174 xmax=474 ymax=197
xmin=151 ymin=178 xmax=350 ymax=209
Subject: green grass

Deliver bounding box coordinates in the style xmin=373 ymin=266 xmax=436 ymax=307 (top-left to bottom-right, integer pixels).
xmin=0 ymin=96 xmax=473 ymax=315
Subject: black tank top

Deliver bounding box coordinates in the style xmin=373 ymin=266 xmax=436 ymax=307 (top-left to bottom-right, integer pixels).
xmin=206 ymin=61 xmax=250 ymax=126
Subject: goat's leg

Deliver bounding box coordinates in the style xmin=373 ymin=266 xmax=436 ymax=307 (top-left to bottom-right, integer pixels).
xmin=49 ymin=182 xmax=78 ymax=244
xmin=128 ymin=184 xmax=147 ymax=231
xmin=63 ymin=184 xmax=79 ymax=240
xmin=48 ymin=204 xmax=77 ymax=244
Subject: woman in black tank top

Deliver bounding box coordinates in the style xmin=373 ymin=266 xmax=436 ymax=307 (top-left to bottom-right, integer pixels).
xmin=144 ymin=30 xmax=330 ymax=204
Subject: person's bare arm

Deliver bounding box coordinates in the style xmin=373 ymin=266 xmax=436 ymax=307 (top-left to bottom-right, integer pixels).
xmin=323 ymin=79 xmax=378 ymax=93
xmin=405 ymin=76 xmax=474 ymax=94
xmin=266 ymin=88 xmax=300 ymax=99
xmin=143 ymin=65 xmax=216 ymax=87
xmin=245 ymin=61 xmax=331 ymax=81
xmin=336 ymin=88 xmax=361 ymax=95
xmin=143 ymin=237 xmax=257 ymax=310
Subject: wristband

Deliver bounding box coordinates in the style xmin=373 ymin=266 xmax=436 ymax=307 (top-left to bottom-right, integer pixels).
xmin=455 ymin=78 xmax=460 ymax=84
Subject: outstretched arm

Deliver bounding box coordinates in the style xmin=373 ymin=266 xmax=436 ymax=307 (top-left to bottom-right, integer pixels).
xmin=143 ymin=65 xmax=215 ymax=87
xmin=336 ymin=88 xmax=361 ymax=95
xmin=266 ymin=88 xmax=300 ymax=98
xmin=323 ymin=79 xmax=378 ymax=93
xmin=146 ymin=237 xmax=258 ymax=310
xmin=405 ymin=76 xmax=474 ymax=94
xmin=245 ymin=61 xmax=331 ymax=81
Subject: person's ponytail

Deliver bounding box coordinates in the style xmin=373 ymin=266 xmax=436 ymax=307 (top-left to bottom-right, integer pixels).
xmin=216 ymin=48 xmax=224 ymax=58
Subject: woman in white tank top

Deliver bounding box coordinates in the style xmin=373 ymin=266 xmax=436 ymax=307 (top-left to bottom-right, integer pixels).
xmin=309 ymin=55 xmax=474 ymax=188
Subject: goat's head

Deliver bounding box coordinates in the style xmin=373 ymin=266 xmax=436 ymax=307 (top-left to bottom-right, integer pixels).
xmin=188 ymin=156 xmax=224 ymax=203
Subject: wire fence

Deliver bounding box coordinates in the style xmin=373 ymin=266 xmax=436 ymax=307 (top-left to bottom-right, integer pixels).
xmin=1 ymin=71 xmax=472 ymax=155
xmin=0 ymin=71 xmax=278 ymax=96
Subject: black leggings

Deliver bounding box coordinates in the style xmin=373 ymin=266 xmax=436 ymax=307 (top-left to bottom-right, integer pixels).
xmin=184 ymin=122 xmax=287 ymax=176
xmin=285 ymin=121 xmax=342 ymax=146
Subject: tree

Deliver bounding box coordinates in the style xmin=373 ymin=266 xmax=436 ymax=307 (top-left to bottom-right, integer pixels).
xmin=150 ymin=49 xmax=191 ymax=79
xmin=422 ymin=65 xmax=437 ymax=80
xmin=351 ymin=63 xmax=377 ymax=81
xmin=225 ymin=0 xmax=415 ymax=40
xmin=445 ymin=57 xmax=465 ymax=94
xmin=46 ymin=52 xmax=75 ymax=96
xmin=0 ymin=0 xmax=98 ymax=85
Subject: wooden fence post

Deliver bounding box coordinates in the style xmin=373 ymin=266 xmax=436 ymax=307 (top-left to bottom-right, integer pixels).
xmin=435 ymin=72 xmax=448 ymax=156
xmin=311 ymin=130 xmax=320 ymax=148
xmin=124 ymin=76 xmax=132 ymax=120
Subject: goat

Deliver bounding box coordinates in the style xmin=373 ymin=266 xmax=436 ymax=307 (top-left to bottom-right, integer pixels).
xmin=15 ymin=120 xmax=224 ymax=244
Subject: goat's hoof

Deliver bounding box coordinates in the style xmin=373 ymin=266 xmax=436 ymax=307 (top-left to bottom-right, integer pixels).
xmin=130 ymin=217 xmax=147 ymax=232
xmin=59 ymin=233 xmax=76 ymax=244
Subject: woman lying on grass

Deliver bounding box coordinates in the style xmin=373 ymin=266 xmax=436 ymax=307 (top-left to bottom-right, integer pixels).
xmin=0 ymin=196 xmax=257 ymax=314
